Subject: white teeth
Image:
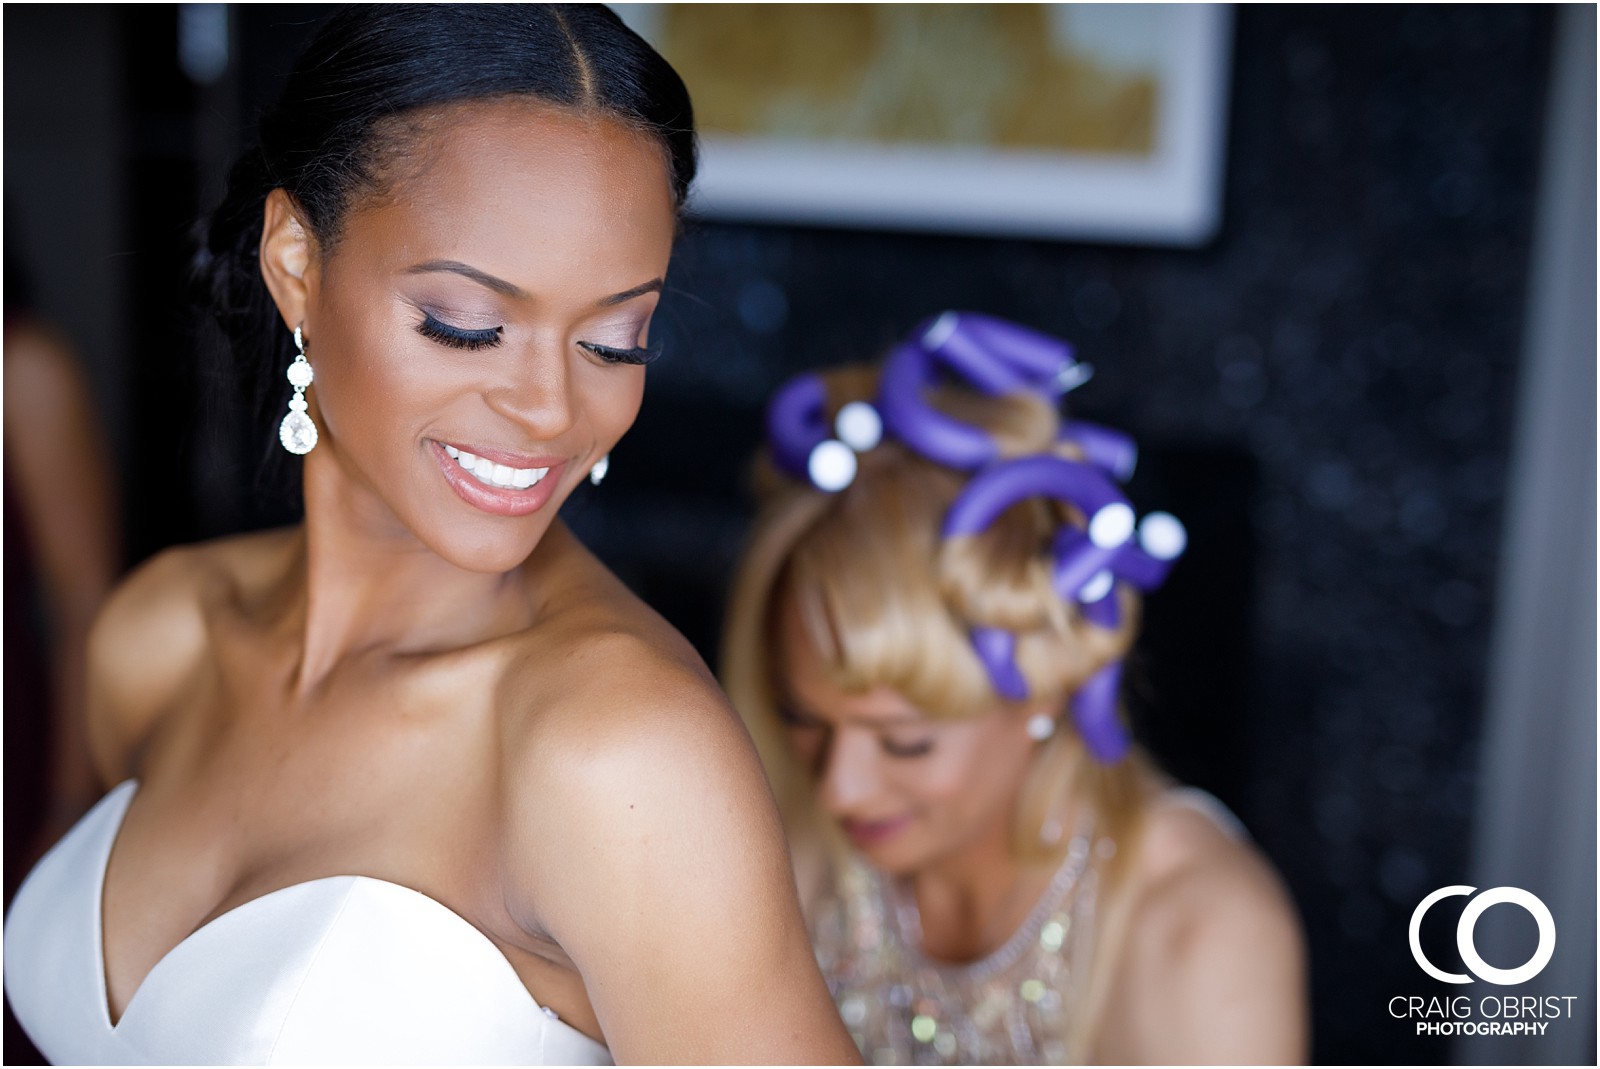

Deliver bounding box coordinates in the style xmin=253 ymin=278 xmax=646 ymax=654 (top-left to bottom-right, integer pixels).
xmin=448 ymin=446 xmax=551 ymax=491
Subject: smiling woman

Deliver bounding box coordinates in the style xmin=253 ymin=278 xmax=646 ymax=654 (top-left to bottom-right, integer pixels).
xmin=1 ymin=6 xmax=859 ymax=1066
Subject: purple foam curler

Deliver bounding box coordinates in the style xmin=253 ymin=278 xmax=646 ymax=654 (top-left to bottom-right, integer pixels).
xmin=877 ymin=340 xmax=1000 ymax=470
xmin=970 ymin=626 xmax=1029 ymax=701
xmin=1106 ymin=544 xmax=1175 ymax=591
xmin=879 ymin=312 xmax=1090 ymax=471
xmin=1051 ymin=516 xmax=1187 ymax=631
xmin=943 ymin=456 xmax=1135 ymax=547
xmin=1102 ymin=512 xmax=1187 ymax=589
xmin=920 ymin=313 xmax=1035 ymax=395
xmin=765 ymin=374 xmax=886 ymax=492
xmin=943 ymin=455 xmax=1136 ymax=705
xmin=1058 ymin=420 xmax=1138 ymax=483
xmin=767 ymin=373 xmax=830 ymax=480
xmin=1072 ymin=660 xmax=1130 ymax=762
xmin=1049 ymin=526 xmax=1124 ymax=604
xmin=927 ymin=311 xmax=1076 ymax=384
xmin=1077 ymin=588 xmax=1123 ymax=630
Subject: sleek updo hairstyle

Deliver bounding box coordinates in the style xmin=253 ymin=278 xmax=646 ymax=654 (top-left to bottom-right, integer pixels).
xmin=722 ymin=365 xmax=1152 ymax=870
xmin=190 ymin=4 xmax=697 ymax=482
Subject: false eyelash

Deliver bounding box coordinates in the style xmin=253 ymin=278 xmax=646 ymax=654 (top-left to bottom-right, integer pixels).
xmin=417 ymin=313 xmax=503 ymax=351
xmin=578 ymin=340 xmax=664 ymax=366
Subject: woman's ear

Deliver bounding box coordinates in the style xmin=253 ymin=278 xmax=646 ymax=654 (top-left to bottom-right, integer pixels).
xmin=258 ymin=188 xmax=318 ymax=332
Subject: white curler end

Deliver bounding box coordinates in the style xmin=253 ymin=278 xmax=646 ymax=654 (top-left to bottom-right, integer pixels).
xmin=1138 ymin=511 xmax=1188 ymax=560
xmin=808 ymin=440 xmax=858 ymax=492
xmin=1087 ymin=502 xmax=1135 ymax=548
xmin=834 ymin=401 xmax=883 ymax=452
xmin=922 ymin=310 xmax=960 ymax=349
xmin=1054 ymin=361 xmax=1095 ymax=394
xmin=1078 ymin=570 xmax=1115 ymax=603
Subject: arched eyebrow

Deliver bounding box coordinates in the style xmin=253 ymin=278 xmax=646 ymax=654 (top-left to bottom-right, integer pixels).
xmin=404 ymin=260 xmax=663 ymax=306
xmin=406 ymin=260 xmax=524 ymax=298
xmin=600 ymin=278 xmax=664 ymax=306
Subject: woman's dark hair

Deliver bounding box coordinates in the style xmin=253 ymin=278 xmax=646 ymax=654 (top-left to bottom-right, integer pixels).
xmin=191 ymin=4 xmax=696 ymax=495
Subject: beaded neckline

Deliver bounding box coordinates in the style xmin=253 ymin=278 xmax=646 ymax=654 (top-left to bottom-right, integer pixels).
xmin=882 ymin=832 xmax=1098 ymax=985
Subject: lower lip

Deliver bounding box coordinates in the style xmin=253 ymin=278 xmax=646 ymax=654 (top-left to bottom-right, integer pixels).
xmin=840 ymin=814 xmax=915 ymax=849
xmin=430 ymin=440 xmax=566 ymax=518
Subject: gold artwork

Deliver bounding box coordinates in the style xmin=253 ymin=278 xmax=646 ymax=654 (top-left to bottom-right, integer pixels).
xmin=657 ymin=4 xmax=1158 ymax=156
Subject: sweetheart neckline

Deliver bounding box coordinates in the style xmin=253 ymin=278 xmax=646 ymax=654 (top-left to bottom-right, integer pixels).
xmin=91 ymin=781 xmax=606 ymax=1054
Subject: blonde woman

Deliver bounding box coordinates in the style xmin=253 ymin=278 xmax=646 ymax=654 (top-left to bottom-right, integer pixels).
xmin=723 ymin=313 xmax=1308 ymax=1064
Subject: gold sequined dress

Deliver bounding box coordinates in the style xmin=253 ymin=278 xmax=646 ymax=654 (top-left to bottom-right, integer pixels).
xmin=809 ymin=833 xmax=1106 ymax=1066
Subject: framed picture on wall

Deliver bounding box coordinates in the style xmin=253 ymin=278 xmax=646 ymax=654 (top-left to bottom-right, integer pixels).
xmin=614 ymin=4 xmax=1234 ymax=246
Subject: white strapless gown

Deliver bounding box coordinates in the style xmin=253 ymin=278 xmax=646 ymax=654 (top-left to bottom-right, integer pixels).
xmin=3 ymin=781 xmax=612 ymax=1065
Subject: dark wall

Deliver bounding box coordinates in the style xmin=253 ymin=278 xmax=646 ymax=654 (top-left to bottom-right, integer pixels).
xmin=3 ymin=6 xmax=1564 ymax=1065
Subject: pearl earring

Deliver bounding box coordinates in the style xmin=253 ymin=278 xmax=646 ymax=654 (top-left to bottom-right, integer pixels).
xmin=279 ymin=325 xmax=318 ymax=455
xmin=589 ymin=453 xmax=610 ymax=486
xmin=1026 ymin=713 xmax=1057 ymax=741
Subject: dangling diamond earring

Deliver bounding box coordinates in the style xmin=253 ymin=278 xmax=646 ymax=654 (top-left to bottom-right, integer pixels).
xmin=589 ymin=453 xmax=610 ymax=486
xmin=279 ymin=324 xmax=318 ymax=455
xmin=1026 ymin=712 xmax=1057 ymax=741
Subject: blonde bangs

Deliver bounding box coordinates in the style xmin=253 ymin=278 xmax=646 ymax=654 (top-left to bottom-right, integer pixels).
xmin=782 ymin=453 xmax=999 ymax=721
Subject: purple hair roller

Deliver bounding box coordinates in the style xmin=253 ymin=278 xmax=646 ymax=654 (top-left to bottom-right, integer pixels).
xmin=1105 ymin=512 xmax=1187 ymax=589
xmin=943 ymin=456 xmax=1136 ymax=547
xmin=920 ymin=314 xmax=1034 ymax=395
xmin=766 ymin=373 xmax=829 ymax=479
xmin=1072 ymin=660 xmax=1130 ymax=762
xmin=925 ymin=311 xmax=1076 ymax=385
xmin=1077 ymin=589 xmax=1123 ymax=630
xmin=878 ymin=312 xmax=1091 ymax=471
xmin=1050 ymin=527 xmax=1123 ymax=603
xmin=969 ymin=627 xmax=1029 ymax=701
xmin=766 ymin=374 xmax=883 ymax=492
xmin=943 ymin=456 xmax=1135 ymax=704
xmin=877 ymin=340 xmax=1000 ymax=470
xmin=1108 ymin=546 xmax=1173 ymax=591
xmin=1058 ymin=420 xmax=1138 ymax=483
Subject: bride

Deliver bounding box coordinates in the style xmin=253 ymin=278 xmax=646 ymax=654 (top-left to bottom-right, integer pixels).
xmin=3 ymin=7 xmax=858 ymax=1064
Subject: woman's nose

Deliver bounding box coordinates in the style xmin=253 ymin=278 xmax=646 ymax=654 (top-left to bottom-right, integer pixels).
xmin=817 ymin=728 xmax=882 ymax=815
xmin=489 ymin=339 xmax=576 ymax=440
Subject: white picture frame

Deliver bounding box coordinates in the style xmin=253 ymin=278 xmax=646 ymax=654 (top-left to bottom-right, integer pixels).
xmin=616 ymin=4 xmax=1235 ymax=246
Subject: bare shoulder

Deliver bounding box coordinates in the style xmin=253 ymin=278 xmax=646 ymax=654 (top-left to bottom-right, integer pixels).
xmin=1097 ymin=789 xmax=1309 ymax=1064
xmin=86 ymin=529 xmax=293 ymax=784
xmin=490 ymin=540 xmax=856 ymax=1062
xmin=495 ymin=564 xmax=776 ymax=900
xmin=1131 ymin=790 xmax=1292 ymax=915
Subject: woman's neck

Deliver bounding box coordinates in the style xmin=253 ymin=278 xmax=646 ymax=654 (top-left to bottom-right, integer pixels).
xmin=905 ymin=806 xmax=1074 ymax=964
xmin=285 ymin=455 xmax=543 ymax=693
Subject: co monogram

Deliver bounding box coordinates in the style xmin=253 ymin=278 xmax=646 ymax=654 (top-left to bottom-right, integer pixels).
xmin=1409 ymin=885 xmax=1556 ymax=986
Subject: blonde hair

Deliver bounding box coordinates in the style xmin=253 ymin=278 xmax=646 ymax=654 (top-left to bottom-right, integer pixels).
xmin=722 ymin=363 xmax=1157 ymax=1057
xmin=724 ymin=363 xmax=1154 ymax=852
